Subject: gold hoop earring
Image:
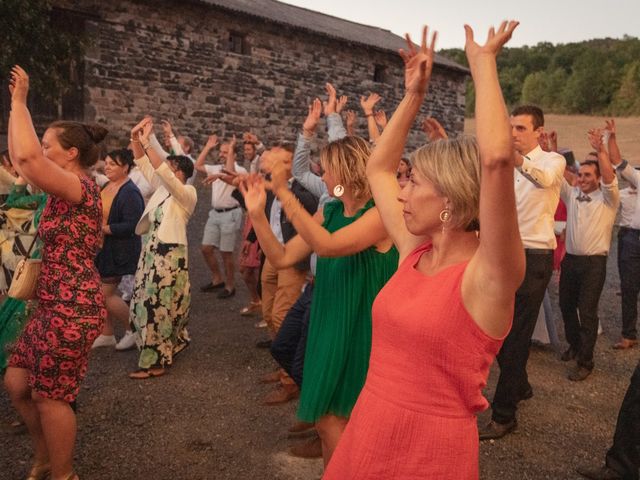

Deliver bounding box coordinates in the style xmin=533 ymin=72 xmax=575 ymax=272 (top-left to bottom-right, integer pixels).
xmin=440 ymin=208 xmax=451 ymax=234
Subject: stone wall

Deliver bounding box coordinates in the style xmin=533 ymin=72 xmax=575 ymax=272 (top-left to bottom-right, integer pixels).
xmin=54 ymin=0 xmax=467 ymax=158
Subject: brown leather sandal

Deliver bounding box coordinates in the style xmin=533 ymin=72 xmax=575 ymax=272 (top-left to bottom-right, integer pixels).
xmin=26 ymin=462 xmax=50 ymax=480
xmin=128 ymin=368 xmax=165 ymax=380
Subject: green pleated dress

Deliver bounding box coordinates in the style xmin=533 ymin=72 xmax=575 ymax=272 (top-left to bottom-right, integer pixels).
xmin=297 ymin=199 xmax=398 ymax=423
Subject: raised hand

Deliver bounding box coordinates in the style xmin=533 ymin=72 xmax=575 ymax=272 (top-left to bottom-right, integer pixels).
xmin=323 ymin=82 xmax=338 ymax=116
xmin=336 ymin=95 xmax=348 ymax=114
xmin=360 ymin=92 xmax=381 ymax=115
xmin=303 ymin=98 xmax=322 ymax=135
xmin=9 ymin=65 xmax=30 ymax=105
xmin=374 ymin=110 xmax=388 ymax=129
xmin=269 ymin=157 xmax=289 ymax=194
xmin=160 ymin=119 xmax=174 ymax=137
xmin=548 ymin=130 xmax=558 ymax=152
xmin=205 ymin=134 xmax=219 ymax=150
xmin=239 ymin=174 xmax=268 ymax=216
xmin=243 ymin=132 xmax=259 ymax=144
xmin=421 ymin=117 xmax=448 ymax=141
xmin=229 ymin=134 xmax=237 ymax=153
xmin=202 ymin=173 xmax=222 ymax=185
xmin=587 ymin=128 xmax=604 ymax=152
xmin=604 ymin=119 xmax=616 ymax=139
xmin=464 ymin=21 xmax=519 ymax=66
xmin=139 ymin=120 xmax=155 ymax=145
xmin=398 ymin=26 xmax=437 ymax=94
xmin=131 ymin=116 xmax=153 ymax=143
xmin=539 ymin=131 xmax=550 ymax=152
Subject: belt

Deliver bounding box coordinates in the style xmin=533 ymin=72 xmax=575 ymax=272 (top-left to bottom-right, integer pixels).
xmin=619 ymin=226 xmax=640 ymax=233
xmin=525 ymin=248 xmax=553 ymax=255
xmin=213 ymin=206 xmax=239 ymax=213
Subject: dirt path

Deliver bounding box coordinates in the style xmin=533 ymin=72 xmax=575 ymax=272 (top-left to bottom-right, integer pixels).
xmin=1 ymin=191 xmax=639 ymax=479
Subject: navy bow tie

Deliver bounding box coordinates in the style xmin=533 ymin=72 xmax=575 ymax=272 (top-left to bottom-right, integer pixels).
xmin=576 ymin=194 xmax=592 ymax=202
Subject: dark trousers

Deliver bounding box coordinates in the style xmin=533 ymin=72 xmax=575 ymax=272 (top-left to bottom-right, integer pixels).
xmin=605 ymin=360 xmax=640 ymax=480
xmin=559 ymin=254 xmax=608 ymax=370
xmin=492 ymin=251 xmax=553 ymax=424
xmin=270 ymin=283 xmax=313 ymax=387
xmin=618 ymin=228 xmax=640 ymax=340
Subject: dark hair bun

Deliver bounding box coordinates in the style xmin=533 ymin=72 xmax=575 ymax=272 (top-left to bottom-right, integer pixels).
xmin=83 ymin=124 xmax=109 ymax=144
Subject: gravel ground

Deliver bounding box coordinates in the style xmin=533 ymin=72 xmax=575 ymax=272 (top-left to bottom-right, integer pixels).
xmin=1 ymin=192 xmax=639 ymax=480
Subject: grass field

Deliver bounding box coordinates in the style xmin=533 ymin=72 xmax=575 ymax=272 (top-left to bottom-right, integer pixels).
xmin=465 ymin=114 xmax=640 ymax=164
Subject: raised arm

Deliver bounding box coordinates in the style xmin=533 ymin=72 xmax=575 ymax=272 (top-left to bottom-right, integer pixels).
xmin=162 ymin=120 xmax=185 ymax=156
xmin=360 ymin=93 xmax=382 ymax=143
xmin=366 ymin=27 xmax=436 ymax=260
xmin=588 ymin=129 xmax=615 ymax=185
xmin=462 ymin=20 xmax=525 ymax=338
xmin=195 ymin=134 xmax=218 ymax=175
xmin=345 ymin=110 xmax=357 ymax=137
xmin=421 ymin=117 xmax=448 ymax=142
xmin=8 ymin=66 xmax=83 ymax=203
xmin=239 ymin=174 xmax=312 ymax=269
xmin=271 ymin=158 xmax=389 ymax=257
xmin=226 ymin=135 xmax=237 ymax=173
xmin=138 ymin=122 xmax=196 ymax=212
xmin=292 ymin=99 xmax=328 ymax=198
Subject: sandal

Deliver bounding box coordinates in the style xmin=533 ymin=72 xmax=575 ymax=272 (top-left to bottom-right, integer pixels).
xmin=240 ymin=301 xmax=261 ymax=316
xmin=128 ymin=368 xmax=165 ymax=380
xmin=26 ymin=462 xmax=50 ymax=480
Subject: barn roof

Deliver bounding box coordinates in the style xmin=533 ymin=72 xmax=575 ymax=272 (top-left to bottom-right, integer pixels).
xmin=196 ymin=0 xmax=468 ymax=73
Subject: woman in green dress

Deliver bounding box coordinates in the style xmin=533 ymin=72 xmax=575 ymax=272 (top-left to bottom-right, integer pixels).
xmin=0 ymin=177 xmax=47 ymax=372
xmin=240 ymin=136 xmax=398 ymax=466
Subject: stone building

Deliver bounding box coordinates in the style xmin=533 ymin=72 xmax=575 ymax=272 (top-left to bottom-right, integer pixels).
xmin=3 ymin=0 xmax=468 ymax=153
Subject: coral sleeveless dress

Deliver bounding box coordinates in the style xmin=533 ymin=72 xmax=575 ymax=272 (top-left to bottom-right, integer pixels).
xmin=324 ymin=242 xmax=508 ymax=479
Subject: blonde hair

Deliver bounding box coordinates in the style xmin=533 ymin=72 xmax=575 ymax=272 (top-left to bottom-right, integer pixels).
xmin=320 ymin=136 xmax=371 ymax=201
xmin=411 ymin=136 xmax=480 ymax=230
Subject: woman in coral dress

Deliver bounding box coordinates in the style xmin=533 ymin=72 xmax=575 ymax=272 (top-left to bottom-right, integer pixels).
xmin=324 ymin=21 xmax=524 ymax=479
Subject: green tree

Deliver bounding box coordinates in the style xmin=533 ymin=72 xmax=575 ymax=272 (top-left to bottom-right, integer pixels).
xmin=611 ymin=61 xmax=640 ymax=115
xmin=0 ymin=0 xmax=86 ymax=102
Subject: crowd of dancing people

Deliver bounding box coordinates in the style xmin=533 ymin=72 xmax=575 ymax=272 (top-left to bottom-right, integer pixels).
xmin=0 ymin=18 xmax=638 ymax=480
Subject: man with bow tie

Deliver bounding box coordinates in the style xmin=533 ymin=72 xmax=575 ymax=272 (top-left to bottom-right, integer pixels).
xmin=558 ymin=130 xmax=619 ymax=382
xmin=481 ymin=105 xmax=566 ymax=440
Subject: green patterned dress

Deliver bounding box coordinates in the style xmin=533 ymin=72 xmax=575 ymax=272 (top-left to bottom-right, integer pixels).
xmin=297 ymin=199 xmax=398 ymax=422
xmin=0 ymin=185 xmax=47 ymax=372
xmin=129 ymin=201 xmax=190 ymax=369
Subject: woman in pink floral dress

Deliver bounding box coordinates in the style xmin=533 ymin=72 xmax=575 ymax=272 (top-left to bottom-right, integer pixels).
xmin=4 ymin=66 xmax=107 ymax=480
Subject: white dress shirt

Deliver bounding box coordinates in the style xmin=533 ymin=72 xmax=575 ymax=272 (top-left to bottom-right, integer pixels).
xmin=560 ymin=178 xmax=619 ymax=256
xmin=615 ymin=163 xmax=640 ymax=229
xmin=204 ymin=163 xmax=247 ymax=209
xmin=617 ymin=186 xmax=637 ymax=227
xmin=514 ymin=145 xmax=566 ymax=249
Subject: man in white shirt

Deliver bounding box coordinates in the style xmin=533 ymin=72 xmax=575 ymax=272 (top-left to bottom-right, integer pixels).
xmin=609 ymin=121 xmax=640 ymax=351
xmin=559 ymin=135 xmax=619 ymax=381
xmin=481 ymin=105 xmax=566 ymax=440
xmin=242 ymin=132 xmax=265 ymax=173
xmin=195 ymin=136 xmax=247 ymax=298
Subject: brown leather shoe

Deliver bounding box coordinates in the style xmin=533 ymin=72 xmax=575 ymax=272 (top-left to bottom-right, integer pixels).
xmin=576 ymin=465 xmax=622 ymax=479
xmin=612 ymin=338 xmax=638 ymax=350
xmin=478 ymin=419 xmax=516 ymax=440
xmin=288 ymin=421 xmax=315 ymax=435
xmin=568 ymin=365 xmax=592 ymax=381
xmin=263 ymin=384 xmax=299 ymax=405
xmin=289 ymin=434 xmax=322 ymax=458
xmin=260 ymin=370 xmax=281 ymax=384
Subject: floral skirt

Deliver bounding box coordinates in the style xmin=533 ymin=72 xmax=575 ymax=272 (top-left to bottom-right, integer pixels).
xmin=129 ymin=240 xmax=191 ymax=369
xmin=8 ymin=302 xmax=105 ymax=402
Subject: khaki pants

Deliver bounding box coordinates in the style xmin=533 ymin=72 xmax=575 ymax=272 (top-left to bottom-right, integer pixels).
xmin=261 ymin=258 xmax=308 ymax=336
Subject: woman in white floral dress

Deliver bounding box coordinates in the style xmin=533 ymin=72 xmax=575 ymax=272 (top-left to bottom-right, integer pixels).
xmin=128 ymin=118 xmax=197 ymax=379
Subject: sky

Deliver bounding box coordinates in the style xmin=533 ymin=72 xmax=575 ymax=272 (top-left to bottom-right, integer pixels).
xmin=280 ymin=0 xmax=640 ymax=49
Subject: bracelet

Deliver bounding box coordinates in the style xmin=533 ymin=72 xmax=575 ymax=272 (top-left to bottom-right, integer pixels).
xmin=365 ymin=113 xmax=374 ymax=117
xmin=129 ymin=138 xmax=140 ymax=143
